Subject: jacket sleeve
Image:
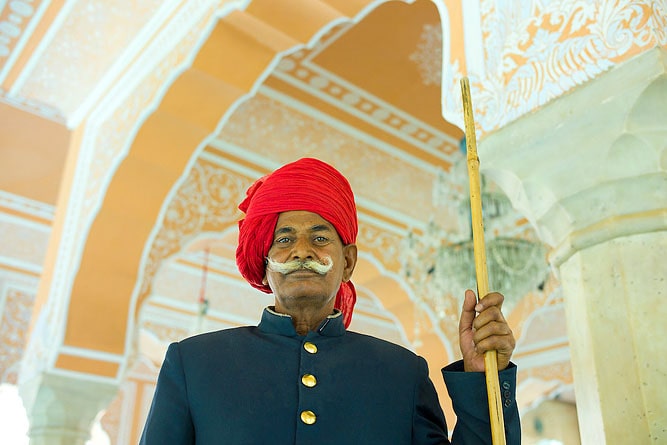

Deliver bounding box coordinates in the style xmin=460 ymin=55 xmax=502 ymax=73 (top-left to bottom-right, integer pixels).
xmin=442 ymin=361 xmax=521 ymax=445
xmin=412 ymin=356 xmax=452 ymax=444
xmin=140 ymin=342 xmax=195 ymax=445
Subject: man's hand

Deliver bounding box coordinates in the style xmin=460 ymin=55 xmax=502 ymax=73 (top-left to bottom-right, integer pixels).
xmin=459 ymin=289 xmax=515 ymax=372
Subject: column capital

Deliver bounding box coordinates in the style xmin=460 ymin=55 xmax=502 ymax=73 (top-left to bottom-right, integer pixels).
xmin=478 ymin=47 xmax=667 ymax=267
xmin=19 ymin=372 xmax=117 ymax=445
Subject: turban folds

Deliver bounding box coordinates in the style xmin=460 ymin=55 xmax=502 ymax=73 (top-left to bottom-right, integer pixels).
xmin=236 ymin=158 xmax=358 ymax=328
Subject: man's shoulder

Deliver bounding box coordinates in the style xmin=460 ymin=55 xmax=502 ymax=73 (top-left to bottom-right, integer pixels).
xmin=177 ymin=325 xmax=258 ymax=348
xmin=341 ymin=331 xmax=430 ymax=378
xmin=344 ymin=330 xmax=420 ymax=358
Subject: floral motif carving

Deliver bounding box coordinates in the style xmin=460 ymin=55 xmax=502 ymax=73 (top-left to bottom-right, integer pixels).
xmin=138 ymin=161 xmax=250 ymax=298
xmin=440 ymin=0 xmax=667 ymax=134
xmin=0 ymin=1 xmax=43 ymax=68
xmin=480 ymin=0 xmax=666 ymax=131
xmin=0 ymin=287 xmax=35 ymax=384
xmin=409 ymin=23 xmax=443 ymax=87
xmin=221 ymin=95 xmax=442 ymax=221
xmin=358 ymin=225 xmax=404 ymax=273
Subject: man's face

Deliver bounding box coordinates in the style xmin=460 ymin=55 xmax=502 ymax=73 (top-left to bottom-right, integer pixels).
xmin=263 ymin=211 xmax=357 ymax=314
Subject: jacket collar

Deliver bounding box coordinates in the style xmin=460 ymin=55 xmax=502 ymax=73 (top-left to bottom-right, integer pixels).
xmin=258 ymin=306 xmax=346 ymax=337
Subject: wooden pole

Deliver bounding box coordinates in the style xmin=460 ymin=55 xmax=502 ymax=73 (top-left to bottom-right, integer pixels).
xmin=460 ymin=77 xmax=506 ymax=445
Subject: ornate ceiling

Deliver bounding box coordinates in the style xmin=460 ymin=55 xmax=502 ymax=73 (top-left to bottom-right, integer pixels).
xmin=8 ymin=0 xmax=665 ymax=440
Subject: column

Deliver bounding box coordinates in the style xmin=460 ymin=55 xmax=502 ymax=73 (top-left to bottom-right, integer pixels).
xmin=478 ymin=47 xmax=667 ymax=444
xmin=20 ymin=373 xmax=117 ymax=445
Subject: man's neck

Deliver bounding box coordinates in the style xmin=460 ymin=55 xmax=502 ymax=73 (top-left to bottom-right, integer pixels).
xmin=272 ymin=304 xmax=334 ymax=335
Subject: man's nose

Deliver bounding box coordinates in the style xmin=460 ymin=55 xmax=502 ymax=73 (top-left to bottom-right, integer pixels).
xmin=291 ymin=236 xmax=314 ymax=259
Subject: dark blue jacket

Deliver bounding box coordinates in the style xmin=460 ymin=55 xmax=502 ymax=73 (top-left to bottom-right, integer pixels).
xmin=140 ymin=308 xmax=520 ymax=444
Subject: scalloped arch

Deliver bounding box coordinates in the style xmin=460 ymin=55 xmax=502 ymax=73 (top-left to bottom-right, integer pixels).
xmin=56 ymin=0 xmax=456 ymax=381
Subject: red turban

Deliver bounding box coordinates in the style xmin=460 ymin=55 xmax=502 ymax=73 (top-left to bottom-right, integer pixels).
xmin=236 ymin=158 xmax=358 ymax=328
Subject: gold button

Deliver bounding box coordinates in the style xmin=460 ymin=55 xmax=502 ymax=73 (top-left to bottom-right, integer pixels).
xmin=301 ymin=374 xmax=317 ymax=388
xmin=300 ymin=410 xmax=317 ymax=425
xmin=303 ymin=342 xmax=318 ymax=354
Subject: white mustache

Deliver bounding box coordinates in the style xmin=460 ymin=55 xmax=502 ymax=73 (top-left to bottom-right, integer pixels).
xmin=266 ymin=257 xmax=333 ymax=275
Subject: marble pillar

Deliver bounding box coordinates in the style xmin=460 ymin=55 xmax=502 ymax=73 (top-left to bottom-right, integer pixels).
xmin=479 ymin=47 xmax=667 ymax=444
xmin=20 ymin=373 xmax=117 ymax=445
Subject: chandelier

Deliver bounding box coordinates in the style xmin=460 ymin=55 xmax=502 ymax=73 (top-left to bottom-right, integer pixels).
xmin=401 ymin=168 xmax=548 ymax=321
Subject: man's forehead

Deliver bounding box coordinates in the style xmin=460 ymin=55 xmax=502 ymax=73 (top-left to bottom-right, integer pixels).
xmin=274 ymin=211 xmax=336 ymax=232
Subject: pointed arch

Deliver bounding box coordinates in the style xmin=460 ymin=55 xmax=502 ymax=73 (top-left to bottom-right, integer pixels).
xmin=52 ymin=0 xmax=461 ymax=384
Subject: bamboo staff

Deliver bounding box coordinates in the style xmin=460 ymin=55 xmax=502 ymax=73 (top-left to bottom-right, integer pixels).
xmin=460 ymin=77 xmax=506 ymax=445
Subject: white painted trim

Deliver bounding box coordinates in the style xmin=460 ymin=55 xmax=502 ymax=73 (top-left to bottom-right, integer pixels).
xmin=47 ymin=366 xmax=119 ymax=385
xmin=144 ymin=295 xmax=261 ymax=328
xmin=356 ymin=195 xmax=425 ymax=231
xmin=357 ymin=211 xmax=410 ymax=236
xmin=205 ymin=307 xmax=261 ymax=327
xmin=7 ymin=0 xmax=78 ymax=97
xmin=0 ymin=0 xmax=52 ymax=85
xmin=207 ymin=140 xmax=425 ymax=232
xmin=259 ymin=85 xmax=444 ymax=172
xmin=0 ymin=190 xmax=54 ymax=221
xmin=0 ymin=255 xmax=42 ymax=274
xmin=461 ymin=0 xmax=485 ymax=77
xmin=201 ymin=141 xmax=271 ymax=177
xmin=517 ymin=378 xmax=574 ymax=412
xmin=351 ymin=307 xmax=402 ymax=328
xmin=168 ymin=255 xmax=243 ymax=279
xmin=74 ymin=0 xmax=225 ymax=129
xmin=515 ymin=335 xmax=570 ymax=355
xmin=145 ymin=294 xmax=201 ymax=313
xmin=67 ymin=0 xmax=185 ymax=127
xmin=300 ymin=21 xmax=351 ymax=60
xmin=513 ymin=345 xmax=571 ymax=369
xmin=266 ymin=72 xmax=458 ymax=163
xmin=301 ymin=61 xmax=460 ymax=148
xmin=125 ymin=352 xmax=160 ymax=378
xmin=58 ymin=345 xmax=124 ymax=363
xmin=356 ymin=251 xmax=455 ymax=359
xmin=140 ymin=303 xmax=195 ymax=328
xmin=0 ymin=212 xmax=51 ymax=231
xmin=168 ymin=138 xmax=423 ymax=233
xmin=514 ymin=303 xmax=567 ymax=351
xmin=116 ymin=380 xmax=136 ymax=445
xmin=64 ymin=0 xmax=230 ymax=365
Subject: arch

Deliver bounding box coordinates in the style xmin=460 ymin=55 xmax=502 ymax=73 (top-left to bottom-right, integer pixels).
xmin=52 ymin=0 xmax=461 ymax=383
xmin=354 ymin=252 xmax=457 ymax=423
xmin=136 ymin=228 xmax=458 ymax=424
xmin=355 ymin=252 xmax=454 ymax=359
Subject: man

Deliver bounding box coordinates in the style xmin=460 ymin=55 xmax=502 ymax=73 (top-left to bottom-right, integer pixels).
xmin=140 ymin=157 xmax=520 ymax=444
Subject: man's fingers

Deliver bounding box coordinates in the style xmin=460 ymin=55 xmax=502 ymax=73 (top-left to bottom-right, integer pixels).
xmin=472 ymin=320 xmax=513 ymax=344
xmin=472 ymin=305 xmax=505 ymax=330
xmin=472 ymin=328 xmax=515 ymax=357
xmin=477 ymin=291 xmax=505 ymax=311
xmin=459 ymin=289 xmax=477 ymax=334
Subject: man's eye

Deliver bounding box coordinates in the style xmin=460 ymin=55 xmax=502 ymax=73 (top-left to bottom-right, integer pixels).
xmin=275 ymin=237 xmax=291 ymax=244
xmin=314 ymin=236 xmax=328 ymax=243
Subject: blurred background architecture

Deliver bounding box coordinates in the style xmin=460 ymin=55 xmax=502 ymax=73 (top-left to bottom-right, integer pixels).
xmin=1 ymin=1 xmax=665 ymax=444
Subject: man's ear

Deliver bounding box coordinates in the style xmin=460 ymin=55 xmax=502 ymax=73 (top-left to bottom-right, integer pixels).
xmin=341 ymin=244 xmax=357 ymax=282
